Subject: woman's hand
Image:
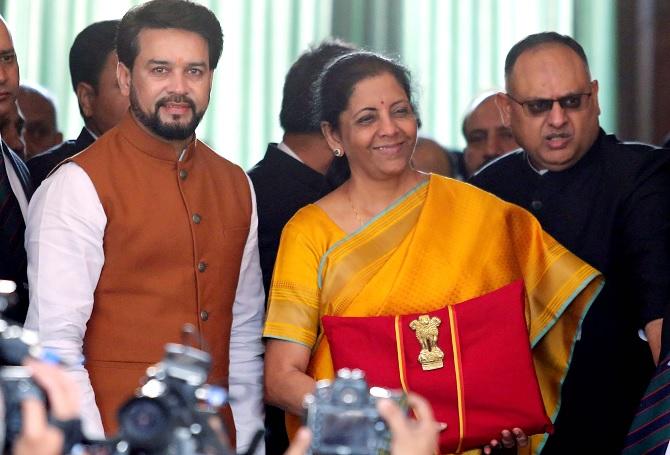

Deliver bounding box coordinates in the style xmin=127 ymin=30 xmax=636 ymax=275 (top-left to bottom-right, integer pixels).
xmin=483 ymin=428 xmax=528 ymax=454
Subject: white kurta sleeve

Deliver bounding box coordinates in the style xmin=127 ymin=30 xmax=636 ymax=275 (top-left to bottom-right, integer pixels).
xmin=228 ymin=176 xmax=266 ymax=454
xmin=24 ymin=162 xmax=107 ymax=438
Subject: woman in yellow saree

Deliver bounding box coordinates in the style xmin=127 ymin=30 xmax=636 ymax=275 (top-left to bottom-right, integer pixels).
xmin=263 ymin=52 xmax=602 ymax=454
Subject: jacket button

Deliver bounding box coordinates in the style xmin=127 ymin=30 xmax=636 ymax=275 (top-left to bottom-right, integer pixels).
xmin=198 ymin=261 xmax=207 ymax=272
xmin=179 ymin=169 xmax=188 ymax=180
xmin=192 ymin=213 xmax=202 ymax=224
xmin=200 ymin=310 xmax=209 ymax=321
xmin=531 ymin=200 xmax=543 ymax=211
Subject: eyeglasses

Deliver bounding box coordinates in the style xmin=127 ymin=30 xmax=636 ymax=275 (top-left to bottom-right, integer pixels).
xmin=506 ymin=92 xmax=592 ymax=117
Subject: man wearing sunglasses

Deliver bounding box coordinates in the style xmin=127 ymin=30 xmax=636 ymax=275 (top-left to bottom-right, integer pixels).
xmin=470 ymin=32 xmax=670 ymax=453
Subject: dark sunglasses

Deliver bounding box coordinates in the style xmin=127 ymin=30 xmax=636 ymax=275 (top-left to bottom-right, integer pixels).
xmin=506 ymin=92 xmax=592 ymax=116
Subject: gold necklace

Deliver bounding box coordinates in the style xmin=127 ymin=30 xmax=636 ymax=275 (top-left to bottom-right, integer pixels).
xmin=347 ymin=186 xmax=367 ymax=227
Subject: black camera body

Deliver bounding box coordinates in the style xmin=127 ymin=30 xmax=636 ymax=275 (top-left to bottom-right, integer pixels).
xmin=0 ymin=318 xmax=52 ymax=452
xmin=114 ymin=342 xmax=233 ymax=455
xmin=303 ymin=368 xmax=406 ymax=455
xmin=0 ymin=365 xmax=45 ymax=449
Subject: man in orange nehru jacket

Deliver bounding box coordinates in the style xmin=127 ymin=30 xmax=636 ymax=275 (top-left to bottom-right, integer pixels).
xmin=24 ymin=1 xmax=265 ymax=453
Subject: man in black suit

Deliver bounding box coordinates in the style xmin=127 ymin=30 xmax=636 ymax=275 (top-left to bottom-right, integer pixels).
xmin=470 ymin=32 xmax=670 ymax=453
xmin=249 ymin=40 xmax=355 ymax=300
xmin=0 ymin=16 xmax=32 ymax=323
xmin=27 ymin=20 xmax=129 ymax=186
xmin=248 ymin=39 xmax=354 ymax=455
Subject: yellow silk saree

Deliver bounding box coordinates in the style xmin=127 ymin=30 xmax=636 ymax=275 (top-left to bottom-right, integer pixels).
xmin=264 ymin=174 xmax=603 ymax=453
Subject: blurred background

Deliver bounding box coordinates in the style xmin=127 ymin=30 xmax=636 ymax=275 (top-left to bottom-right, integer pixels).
xmin=1 ymin=0 xmax=667 ymax=168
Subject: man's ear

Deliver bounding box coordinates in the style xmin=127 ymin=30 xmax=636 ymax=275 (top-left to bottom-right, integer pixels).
xmin=321 ymin=121 xmax=344 ymax=156
xmin=591 ymin=79 xmax=600 ymax=116
xmin=76 ymin=82 xmax=96 ymax=118
xmin=117 ymin=62 xmax=132 ymax=97
xmin=495 ymin=92 xmax=512 ymax=128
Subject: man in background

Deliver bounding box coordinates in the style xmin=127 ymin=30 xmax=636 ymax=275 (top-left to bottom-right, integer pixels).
xmin=17 ymin=83 xmax=62 ymax=159
xmin=470 ymin=32 xmax=670 ymax=453
xmin=457 ymin=91 xmax=519 ymax=179
xmin=248 ymin=39 xmax=354 ymax=454
xmin=0 ymin=16 xmax=31 ymax=324
xmin=249 ymin=40 xmax=355 ymax=299
xmin=27 ymin=20 xmax=129 ymax=186
xmin=0 ymin=100 xmax=25 ymax=158
xmin=411 ymin=137 xmax=453 ymax=177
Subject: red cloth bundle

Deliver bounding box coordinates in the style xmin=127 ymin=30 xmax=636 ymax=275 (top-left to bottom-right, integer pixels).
xmin=322 ymin=280 xmax=552 ymax=454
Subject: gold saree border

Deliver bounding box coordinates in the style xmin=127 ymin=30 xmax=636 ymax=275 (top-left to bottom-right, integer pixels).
xmin=527 ymin=245 xmax=601 ymax=345
xmin=448 ymin=306 xmax=466 ymax=454
xmin=394 ymin=315 xmax=410 ymax=394
xmin=529 ymin=273 xmax=604 ymax=455
xmin=318 ymin=181 xmax=429 ymax=312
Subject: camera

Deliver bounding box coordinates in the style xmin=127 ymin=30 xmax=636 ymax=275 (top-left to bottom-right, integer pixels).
xmin=112 ymin=339 xmax=235 ymax=455
xmin=0 ymin=366 xmax=46 ymax=449
xmin=303 ymin=368 xmax=406 ymax=455
xmin=0 ymin=306 xmax=57 ymax=452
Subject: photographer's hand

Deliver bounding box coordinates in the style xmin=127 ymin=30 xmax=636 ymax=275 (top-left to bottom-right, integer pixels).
xmin=377 ymin=392 xmax=439 ymax=455
xmin=26 ymin=359 xmax=80 ymax=420
xmin=13 ymin=359 xmax=83 ymax=455
xmin=14 ymin=398 xmax=64 ymax=455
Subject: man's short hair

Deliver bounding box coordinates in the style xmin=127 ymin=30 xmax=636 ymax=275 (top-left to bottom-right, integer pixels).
xmin=69 ymin=20 xmax=119 ymax=93
xmin=117 ymin=0 xmax=223 ymax=70
xmin=280 ymin=39 xmax=356 ymax=134
xmin=504 ymin=32 xmax=591 ymax=81
xmin=461 ymin=90 xmax=498 ymax=139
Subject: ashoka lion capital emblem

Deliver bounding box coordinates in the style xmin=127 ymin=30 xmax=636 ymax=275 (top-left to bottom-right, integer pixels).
xmin=409 ymin=315 xmax=445 ymax=371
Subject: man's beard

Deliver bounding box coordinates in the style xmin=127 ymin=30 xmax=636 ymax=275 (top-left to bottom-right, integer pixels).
xmin=130 ymin=87 xmax=205 ymax=141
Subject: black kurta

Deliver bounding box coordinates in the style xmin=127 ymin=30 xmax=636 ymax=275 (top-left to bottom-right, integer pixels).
xmin=470 ymin=130 xmax=670 ymax=453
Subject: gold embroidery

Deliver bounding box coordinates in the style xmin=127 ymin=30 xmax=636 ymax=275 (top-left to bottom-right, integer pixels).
xmin=409 ymin=315 xmax=444 ymax=370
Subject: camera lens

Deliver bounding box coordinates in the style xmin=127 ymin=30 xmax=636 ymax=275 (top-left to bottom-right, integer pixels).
xmin=118 ymin=397 xmax=172 ymax=452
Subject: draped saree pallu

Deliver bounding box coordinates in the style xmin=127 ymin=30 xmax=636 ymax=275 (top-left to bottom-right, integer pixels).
xmin=264 ymin=175 xmax=604 ymax=455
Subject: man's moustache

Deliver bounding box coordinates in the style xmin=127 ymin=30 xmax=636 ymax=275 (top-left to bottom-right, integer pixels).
xmin=156 ymin=96 xmax=196 ymax=111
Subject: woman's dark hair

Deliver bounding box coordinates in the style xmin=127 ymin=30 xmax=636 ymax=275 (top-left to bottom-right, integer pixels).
xmin=117 ymin=0 xmax=223 ymax=70
xmin=317 ymin=51 xmax=420 ymax=130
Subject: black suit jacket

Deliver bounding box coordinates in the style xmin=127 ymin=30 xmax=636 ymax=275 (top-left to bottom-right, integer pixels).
xmin=27 ymin=127 xmax=95 ymax=187
xmin=2 ymin=141 xmax=32 ymax=197
xmin=470 ymin=130 xmax=670 ymax=453
xmin=249 ymin=143 xmax=345 ymax=299
xmin=1 ymin=141 xmax=32 ymax=322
